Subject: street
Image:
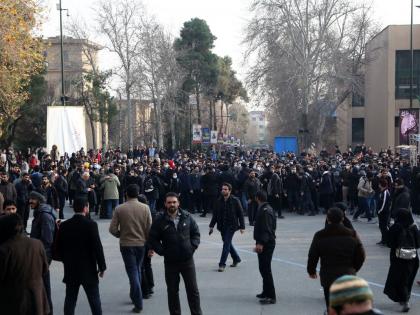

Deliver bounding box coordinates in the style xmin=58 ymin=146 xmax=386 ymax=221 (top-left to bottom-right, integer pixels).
xmin=46 ymin=206 xmax=420 ymax=315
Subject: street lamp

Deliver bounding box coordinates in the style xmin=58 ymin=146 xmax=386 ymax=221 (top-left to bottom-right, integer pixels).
xmin=57 ymin=0 xmax=69 ymax=106
xmin=410 ymin=1 xmax=420 ymax=108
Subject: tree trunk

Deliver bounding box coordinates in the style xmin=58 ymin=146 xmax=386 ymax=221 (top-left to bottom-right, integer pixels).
xmin=195 ymin=87 xmax=201 ymax=124
xmin=224 ymin=104 xmax=229 ymax=134
xmin=89 ymin=116 xmax=97 ymax=150
xmin=209 ymin=99 xmax=213 ymax=129
xmin=220 ymin=101 xmax=224 ymax=133
xmin=213 ymin=100 xmax=217 ymax=130
xmin=126 ymin=84 xmax=133 ymax=149
xmin=101 ymin=121 xmax=107 ymax=150
xmin=170 ymin=103 xmax=176 ymax=151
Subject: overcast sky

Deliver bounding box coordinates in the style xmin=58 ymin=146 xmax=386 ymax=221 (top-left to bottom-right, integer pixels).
xmin=41 ymin=0 xmax=420 ymax=89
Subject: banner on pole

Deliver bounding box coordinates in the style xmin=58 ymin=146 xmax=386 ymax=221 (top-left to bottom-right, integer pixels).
xmin=202 ymin=128 xmax=211 ymax=144
xmin=192 ymin=124 xmax=202 ymax=144
xmin=210 ymin=130 xmax=218 ymax=144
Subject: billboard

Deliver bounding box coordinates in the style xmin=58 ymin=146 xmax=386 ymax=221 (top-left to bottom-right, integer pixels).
xmin=202 ymin=128 xmax=211 ymax=144
xmin=400 ymin=109 xmax=419 ymax=145
xmin=47 ymin=106 xmax=87 ymax=155
xmin=192 ymin=124 xmax=202 ymax=144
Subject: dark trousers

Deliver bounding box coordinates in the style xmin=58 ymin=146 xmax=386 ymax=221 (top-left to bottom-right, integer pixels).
xmin=300 ymin=192 xmax=315 ymax=214
xmin=164 ymin=259 xmax=202 ymax=315
xmin=353 ymin=196 xmax=371 ymax=220
xmin=323 ymin=286 xmax=330 ymax=310
xmin=141 ymin=245 xmax=154 ymax=295
xmin=378 ymin=211 xmax=390 ymax=243
xmin=120 ymin=246 xmax=145 ymax=310
xmin=64 ymin=283 xmax=102 ymax=315
xmin=248 ymin=200 xmax=258 ymax=224
xmin=287 ymin=190 xmax=300 ymax=211
xmin=191 ymin=190 xmax=202 ymax=212
xmin=202 ymin=195 xmax=216 ymax=215
xmin=257 ymin=243 xmax=276 ymax=299
xmin=219 ymin=229 xmax=240 ymax=267
xmin=58 ymin=195 xmax=66 ymax=219
xmin=268 ymin=195 xmax=282 ymax=217
xmin=17 ymin=203 xmax=29 ymax=230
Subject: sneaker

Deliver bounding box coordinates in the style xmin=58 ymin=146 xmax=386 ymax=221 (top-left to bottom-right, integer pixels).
xmin=401 ymin=302 xmax=410 ymax=312
xmin=230 ymin=260 xmax=241 ymax=267
xmin=132 ymin=307 xmax=142 ymax=313
xmin=259 ymin=297 xmax=276 ymax=305
xmin=218 ymin=266 xmax=225 ymax=272
xmin=256 ymin=293 xmax=266 ymax=299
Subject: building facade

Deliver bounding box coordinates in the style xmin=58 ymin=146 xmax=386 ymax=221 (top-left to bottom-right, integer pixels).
xmin=338 ymin=25 xmax=420 ymax=151
xmin=246 ymin=110 xmax=267 ymax=145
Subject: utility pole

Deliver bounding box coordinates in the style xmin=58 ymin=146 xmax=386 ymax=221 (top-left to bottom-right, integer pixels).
xmin=410 ymin=0 xmax=414 ymax=109
xmin=57 ymin=0 xmax=68 ymax=105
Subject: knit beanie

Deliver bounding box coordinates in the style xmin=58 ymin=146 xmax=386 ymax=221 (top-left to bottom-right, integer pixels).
xmin=329 ymin=275 xmax=373 ymax=308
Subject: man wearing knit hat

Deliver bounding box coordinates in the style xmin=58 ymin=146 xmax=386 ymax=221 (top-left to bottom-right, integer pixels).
xmin=328 ymin=275 xmax=383 ymax=315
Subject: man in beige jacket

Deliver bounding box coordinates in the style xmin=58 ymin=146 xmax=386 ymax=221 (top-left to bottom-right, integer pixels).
xmin=109 ymin=184 xmax=152 ymax=314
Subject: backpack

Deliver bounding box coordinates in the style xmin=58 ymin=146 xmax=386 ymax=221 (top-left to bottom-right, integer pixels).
xmin=144 ymin=177 xmax=154 ymax=193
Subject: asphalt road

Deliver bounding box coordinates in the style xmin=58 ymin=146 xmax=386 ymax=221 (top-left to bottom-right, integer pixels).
xmin=45 ymin=206 xmax=420 ymax=315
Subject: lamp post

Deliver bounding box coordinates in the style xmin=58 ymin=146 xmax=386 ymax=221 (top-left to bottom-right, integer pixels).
xmin=57 ymin=0 xmax=69 ymax=105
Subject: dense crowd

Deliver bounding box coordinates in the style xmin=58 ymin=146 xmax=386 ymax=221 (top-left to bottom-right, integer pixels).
xmin=1 ymin=143 xmax=420 ymax=314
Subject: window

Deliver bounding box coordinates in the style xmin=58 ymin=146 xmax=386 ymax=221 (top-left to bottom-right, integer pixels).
xmin=395 ymin=50 xmax=420 ymax=99
xmin=352 ymin=118 xmax=364 ymax=144
xmin=352 ymin=92 xmax=365 ymax=107
xmin=63 ymin=51 xmax=69 ymax=63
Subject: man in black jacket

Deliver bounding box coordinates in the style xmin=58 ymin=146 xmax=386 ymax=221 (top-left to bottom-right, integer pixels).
xmin=57 ymin=198 xmax=106 ymax=315
xmin=200 ymin=167 xmax=218 ymax=217
xmin=148 ymin=192 xmax=202 ymax=315
xmin=267 ymin=165 xmax=284 ymax=219
xmin=307 ymin=208 xmax=366 ymax=311
xmin=209 ymin=183 xmax=245 ymax=272
xmin=254 ymin=190 xmax=277 ymax=305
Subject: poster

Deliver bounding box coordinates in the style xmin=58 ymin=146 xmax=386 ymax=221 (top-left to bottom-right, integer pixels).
xmin=217 ymin=132 xmax=224 ymax=144
xmin=400 ymin=109 xmax=419 ymax=145
xmin=192 ymin=124 xmax=202 ymax=144
xmin=202 ymin=128 xmax=211 ymax=144
xmin=210 ymin=130 xmax=218 ymax=144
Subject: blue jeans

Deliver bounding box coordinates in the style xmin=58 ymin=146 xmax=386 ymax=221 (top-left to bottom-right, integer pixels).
xmin=105 ymin=199 xmax=119 ymax=218
xmin=219 ymin=229 xmax=240 ymax=267
xmin=120 ymin=246 xmax=145 ymax=310
xmin=148 ymin=198 xmax=157 ymax=214
xmin=353 ymin=197 xmax=371 ymax=220
xmin=64 ymin=283 xmax=102 ymax=315
xmin=241 ymin=192 xmax=248 ymax=212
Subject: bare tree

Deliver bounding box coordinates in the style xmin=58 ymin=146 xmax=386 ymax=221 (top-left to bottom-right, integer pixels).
xmin=244 ymin=0 xmax=378 ymax=149
xmin=97 ymin=0 xmax=144 ymax=148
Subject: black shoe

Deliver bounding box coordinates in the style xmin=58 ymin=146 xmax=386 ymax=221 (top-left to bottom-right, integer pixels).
xmin=230 ymin=260 xmax=241 ymax=267
xmin=199 ymin=213 xmax=206 ymax=217
xmin=401 ymin=302 xmax=410 ymax=312
xmin=376 ymin=241 xmax=386 ymax=246
xmin=132 ymin=307 xmax=142 ymax=313
xmin=256 ymin=293 xmax=266 ymax=299
xmin=278 ymin=215 xmax=285 ymax=219
xmin=143 ymin=293 xmax=152 ymax=299
xmin=308 ymin=213 xmax=316 ymax=216
xmin=259 ymin=298 xmax=276 ymax=305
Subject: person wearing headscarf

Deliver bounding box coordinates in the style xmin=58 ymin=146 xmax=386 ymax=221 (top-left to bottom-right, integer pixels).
xmin=384 ymin=208 xmax=420 ymax=312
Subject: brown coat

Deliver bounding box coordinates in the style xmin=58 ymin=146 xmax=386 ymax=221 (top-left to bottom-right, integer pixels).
xmin=0 ymin=234 xmax=50 ymax=315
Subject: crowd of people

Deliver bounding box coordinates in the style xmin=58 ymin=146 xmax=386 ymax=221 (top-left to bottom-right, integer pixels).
xmin=0 ymin=143 xmax=420 ymax=314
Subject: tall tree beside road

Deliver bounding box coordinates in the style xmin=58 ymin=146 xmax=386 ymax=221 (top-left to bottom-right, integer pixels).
xmin=97 ymin=0 xmax=144 ymax=149
xmin=244 ymin=0 xmax=377 ymax=148
xmin=175 ymin=18 xmax=219 ymax=125
xmin=0 ymin=0 xmax=44 ymax=147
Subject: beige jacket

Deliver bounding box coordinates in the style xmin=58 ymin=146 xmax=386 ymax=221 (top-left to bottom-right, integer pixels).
xmin=109 ymin=199 xmax=152 ymax=247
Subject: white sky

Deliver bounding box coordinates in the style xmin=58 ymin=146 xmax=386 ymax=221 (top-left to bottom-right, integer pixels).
xmin=41 ymin=0 xmax=420 ymax=92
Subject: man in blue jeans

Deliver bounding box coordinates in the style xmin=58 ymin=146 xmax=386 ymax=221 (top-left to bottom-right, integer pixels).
xmin=109 ymin=184 xmax=152 ymax=313
xmin=209 ymin=183 xmax=245 ymax=272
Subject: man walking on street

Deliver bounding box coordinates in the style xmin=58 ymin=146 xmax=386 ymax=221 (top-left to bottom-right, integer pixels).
xmin=209 ymin=182 xmax=245 ymax=272
xmin=109 ymin=184 xmax=152 ymax=313
xmin=148 ymin=192 xmax=202 ymax=315
xmin=254 ymin=190 xmax=277 ymax=305
xmin=57 ymin=198 xmax=106 ymax=315
xmin=307 ymin=207 xmax=366 ymax=312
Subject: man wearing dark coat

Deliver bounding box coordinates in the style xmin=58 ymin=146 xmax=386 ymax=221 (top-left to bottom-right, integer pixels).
xmin=0 ymin=214 xmax=50 ymax=315
xmin=57 ymin=198 xmax=107 ymax=315
xmin=307 ymin=207 xmax=366 ymax=310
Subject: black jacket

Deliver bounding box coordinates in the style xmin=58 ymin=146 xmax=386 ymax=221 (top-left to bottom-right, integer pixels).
xmin=210 ymin=195 xmax=245 ymax=232
xmin=148 ymin=209 xmax=200 ymax=263
xmin=201 ymin=172 xmax=219 ymax=196
xmin=57 ymin=215 xmax=106 ymax=285
xmin=30 ymin=203 xmax=56 ymax=261
xmin=15 ymin=180 xmax=34 ymax=205
xmin=307 ymin=223 xmax=365 ymax=288
xmin=392 ymin=186 xmax=411 ymax=215
xmin=254 ymin=202 xmax=276 ymax=245
xmin=267 ymin=172 xmax=282 ymax=196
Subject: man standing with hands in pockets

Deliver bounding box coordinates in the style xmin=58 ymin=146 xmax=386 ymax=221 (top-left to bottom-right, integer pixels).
xmin=209 ymin=182 xmax=245 ymax=272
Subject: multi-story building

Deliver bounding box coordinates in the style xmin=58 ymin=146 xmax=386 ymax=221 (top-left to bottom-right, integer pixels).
xmin=44 ymin=36 xmax=106 ymax=149
xmin=338 ymin=25 xmax=420 ymax=151
xmin=246 ymin=110 xmax=267 ymax=145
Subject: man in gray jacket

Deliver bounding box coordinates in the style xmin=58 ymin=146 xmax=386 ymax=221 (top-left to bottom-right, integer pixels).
xmin=109 ymin=184 xmax=152 ymax=313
